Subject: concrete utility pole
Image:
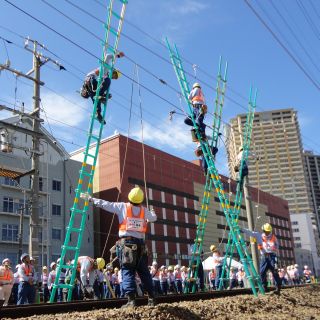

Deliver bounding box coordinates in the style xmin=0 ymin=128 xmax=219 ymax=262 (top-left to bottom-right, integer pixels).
xmin=1 ymin=36 xmax=65 ymax=269
xmin=243 ymin=176 xmax=259 ymax=272
xmin=29 ymin=40 xmax=41 ymax=263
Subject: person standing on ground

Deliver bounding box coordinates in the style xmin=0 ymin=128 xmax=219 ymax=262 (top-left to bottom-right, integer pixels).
xmin=80 ymin=186 xmax=157 ymax=308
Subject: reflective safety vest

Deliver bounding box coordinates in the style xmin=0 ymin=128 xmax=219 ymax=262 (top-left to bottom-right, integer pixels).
xmin=19 ymin=263 xmax=32 ymax=282
xmin=0 ymin=267 xmax=13 ymax=283
xmin=191 ymin=88 xmax=205 ymax=104
xmin=119 ymin=203 xmax=147 ymax=233
xmin=258 ymin=234 xmax=277 ymax=252
xmin=174 ymin=271 xmax=182 ymax=280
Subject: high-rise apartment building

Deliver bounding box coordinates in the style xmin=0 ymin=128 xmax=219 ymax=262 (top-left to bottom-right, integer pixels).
xmin=304 ymin=150 xmax=320 ymax=231
xmin=226 ymin=108 xmax=313 ymax=215
xmin=226 ymin=108 xmax=320 ymax=274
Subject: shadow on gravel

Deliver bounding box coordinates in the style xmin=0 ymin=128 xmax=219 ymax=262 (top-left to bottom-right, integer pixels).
xmin=157 ymin=305 xmax=202 ymax=320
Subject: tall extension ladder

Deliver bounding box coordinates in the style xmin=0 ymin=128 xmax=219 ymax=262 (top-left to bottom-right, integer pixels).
xmin=50 ymin=0 xmax=128 ymax=302
xmin=166 ymin=39 xmax=264 ymax=296
xmin=218 ymin=89 xmax=256 ymax=289
xmin=185 ymin=57 xmax=228 ymax=293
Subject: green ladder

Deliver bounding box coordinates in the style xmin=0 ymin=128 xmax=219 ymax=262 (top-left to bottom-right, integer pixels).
xmin=50 ymin=0 xmax=128 ymax=303
xmin=218 ymin=88 xmax=256 ymax=290
xmin=166 ymin=39 xmax=264 ymax=296
xmin=184 ymin=57 xmax=228 ymax=293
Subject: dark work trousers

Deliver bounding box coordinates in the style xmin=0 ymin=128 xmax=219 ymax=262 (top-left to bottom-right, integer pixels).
xmin=89 ymin=76 xmax=111 ymax=117
xmin=184 ymin=104 xmax=206 ymax=133
xmin=117 ymin=238 xmax=153 ymax=298
xmin=260 ymin=254 xmax=281 ymax=289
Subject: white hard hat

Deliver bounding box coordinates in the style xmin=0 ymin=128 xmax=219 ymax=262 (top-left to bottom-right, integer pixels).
xmin=193 ymin=82 xmax=201 ymax=89
xmin=50 ymin=262 xmax=57 ymax=269
xmin=152 ymin=261 xmax=158 ymax=266
xmin=294 ymin=264 xmax=299 ymax=268
xmin=174 ymin=264 xmax=180 ymax=269
xmin=2 ymin=258 xmax=11 ymax=265
xmin=304 ymin=265 xmax=308 ymax=269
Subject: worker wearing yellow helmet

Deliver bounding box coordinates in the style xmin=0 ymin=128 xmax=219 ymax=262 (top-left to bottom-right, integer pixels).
xmin=242 ymin=223 xmax=281 ymax=294
xmin=80 ymin=186 xmax=157 ymax=307
xmin=81 ymin=51 xmax=124 ymax=124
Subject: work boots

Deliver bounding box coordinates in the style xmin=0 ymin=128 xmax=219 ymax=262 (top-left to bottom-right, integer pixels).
xmin=121 ymin=293 xmax=136 ymax=309
xmin=147 ymin=293 xmax=157 ymax=307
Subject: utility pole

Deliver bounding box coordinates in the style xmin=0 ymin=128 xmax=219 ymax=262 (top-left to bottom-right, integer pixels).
xmin=1 ymin=36 xmax=65 ymax=270
xmin=243 ymin=176 xmax=259 ymax=272
xmin=29 ymin=40 xmax=41 ymax=264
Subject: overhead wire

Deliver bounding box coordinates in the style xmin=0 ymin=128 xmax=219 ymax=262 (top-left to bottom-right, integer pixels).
xmin=2 ymin=2 xmax=320 ymax=156
xmin=244 ymin=0 xmax=320 ymax=91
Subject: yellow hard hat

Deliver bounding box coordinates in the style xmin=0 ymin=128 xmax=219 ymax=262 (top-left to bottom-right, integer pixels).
xmin=114 ymin=267 xmax=119 ymax=271
xmin=96 ymin=257 xmax=105 ymax=270
xmin=168 ymin=266 xmax=174 ymax=271
xmin=262 ymin=223 xmax=272 ymax=232
xmin=128 ymin=187 xmax=144 ymax=204
xmin=193 ymin=82 xmax=201 ymax=89
xmin=210 ymin=244 xmax=217 ymax=252
xmin=112 ymin=69 xmax=121 ymax=79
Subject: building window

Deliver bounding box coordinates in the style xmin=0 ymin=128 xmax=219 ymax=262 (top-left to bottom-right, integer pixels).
xmin=52 ymin=228 xmax=61 ymax=240
xmin=294 ymin=237 xmax=301 ymax=241
xmin=294 ymin=243 xmax=302 ymax=248
xmin=3 ymin=197 xmax=14 ymax=213
xmin=38 ymin=230 xmax=42 ymax=242
xmin=4 ymin=177 xmax=19 ymax=186
xmin=52 ymin=180 xmax=61 ymax=191
xmin=2 ymin=224 xmax=18 ymax=241
xmin=292 ymin=221 xmax=298 ymax=225
xmin=52 ymin=204 xmax=61 ymax=216
xmin=39 ymin=177 xmax=43 ymax=192
xmin=292 ymin=228 xmax=299 ymax=233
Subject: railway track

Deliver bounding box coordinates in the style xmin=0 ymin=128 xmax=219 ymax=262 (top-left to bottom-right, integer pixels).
xmin=0 ymin=285 xmax=311 ymax=319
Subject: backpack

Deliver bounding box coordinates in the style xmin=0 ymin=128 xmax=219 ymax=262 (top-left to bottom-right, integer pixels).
xmin=80 ymin=82 xmax=90 ymax=99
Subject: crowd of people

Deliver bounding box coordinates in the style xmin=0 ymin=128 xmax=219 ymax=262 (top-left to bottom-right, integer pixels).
xmin=0 ymin=254 xmax=314 ymax=306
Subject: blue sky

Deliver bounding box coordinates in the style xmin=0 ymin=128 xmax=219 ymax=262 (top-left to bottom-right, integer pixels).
xmin=1 ymin=0 xmax=320 ymax=176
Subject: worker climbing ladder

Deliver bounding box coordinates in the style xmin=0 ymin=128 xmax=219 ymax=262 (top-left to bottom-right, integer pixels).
xmin=50 ymin=0 xmax=128 ymax=302
xmin=218 ymin=88 xmax=256 ymax=290
xmin=184 ymin=57 xmax=228 ymax=293
xmin=166 ymin=39 xmax=264 ymax=296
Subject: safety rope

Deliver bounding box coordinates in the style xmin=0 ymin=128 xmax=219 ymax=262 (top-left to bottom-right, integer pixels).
xmin=100 ymin=66 xmax=134 ymax=258
xmin=135 ymin=64 xmax=149 ymax=208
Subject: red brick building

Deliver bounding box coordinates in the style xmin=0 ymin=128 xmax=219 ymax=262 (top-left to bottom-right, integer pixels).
xmin=81 ymin=134 xmax=294 ymax=267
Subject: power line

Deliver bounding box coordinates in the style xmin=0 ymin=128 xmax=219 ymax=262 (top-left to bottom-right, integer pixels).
xmin=2 ymin=3 xmax=320 ymax=154
xmin=244 ymin=0 xmax=320 ymax=92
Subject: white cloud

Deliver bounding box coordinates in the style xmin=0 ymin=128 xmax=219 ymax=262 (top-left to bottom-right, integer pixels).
xmin=131 ymin=117 xmax=194 ymax=151
xmin=41 ymin=92 xmax=89 ymax=128
xmin=169 ymin=1 xmax=208 ymax=15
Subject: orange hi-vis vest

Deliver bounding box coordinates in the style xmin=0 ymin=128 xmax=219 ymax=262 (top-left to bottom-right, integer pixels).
xmin=258 ymin=234 xmax=277 ymax=253
xmin=0 ymin=266 xmax=12 ymax=283
xmin=119 ymin=203 xmax=147 ymax=233
xmin=192 ymin=88 xmax=205 ymax=104
xmin=19 ymin=263 xmax=32 ymax=282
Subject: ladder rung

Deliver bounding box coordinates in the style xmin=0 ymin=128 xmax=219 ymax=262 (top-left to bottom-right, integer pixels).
xmin=62 ymin=245 xmax=78 ymax=251
xmin=57 ymin=264 xmax=73 ymax=269
xmin=67 ymin=226 xmax=82 ymax=233
xmin=52 ymin=283 xmax=74 ymax=289
xmin=70 ymin=208 xmax=84 ymax=214
xmin=85 ymin=153 xmax=96 ymax=158
xmin=89 ymin=134 xmax=100 ymax=141
xmin=111 ymin=10 xmax=121 ymax=19
xmin=79 ymin=170 xmax=93 ymax=177
xmin=109 ymin=26 xmax=118 ymax=36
